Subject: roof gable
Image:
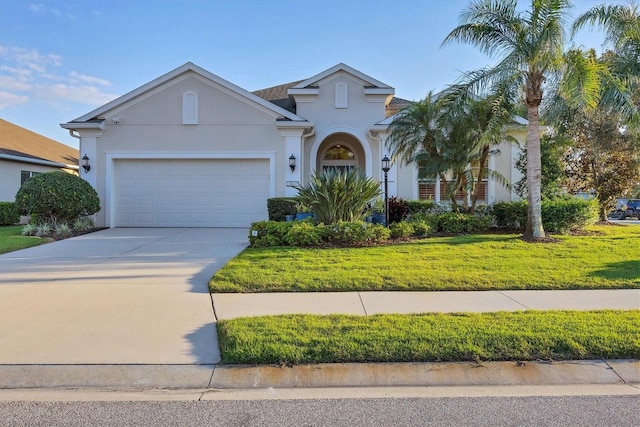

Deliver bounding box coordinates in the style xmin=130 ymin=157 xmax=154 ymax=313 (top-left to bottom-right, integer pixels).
xmin=291 ymin=63 xmax=393 ymax=90
xmin=69 ymin=62 xmax=306 ymax=123
xmin=0 ymin=119 xmax=78 ymax=167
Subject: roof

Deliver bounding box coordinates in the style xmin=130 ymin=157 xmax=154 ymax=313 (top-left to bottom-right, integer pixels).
xmin=253 ymin=82 xmax=412 ymax=118
xmin=67 ymin=62 xmax=307 ymax=124
xmin=0 ymin=119 xmax=78 ymax=167
xmin=252 ymin=80 xmax=305 ymax=114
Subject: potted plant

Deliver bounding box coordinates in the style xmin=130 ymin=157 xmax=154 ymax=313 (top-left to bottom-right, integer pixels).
xmin=371 ymin=198 xmax=386 ymax=226
xmin=295 ymin=202 xmax=314 ymax=221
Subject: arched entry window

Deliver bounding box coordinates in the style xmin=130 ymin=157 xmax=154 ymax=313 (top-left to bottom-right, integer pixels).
xmin=321 ymin=144 xmax=358 ymax=173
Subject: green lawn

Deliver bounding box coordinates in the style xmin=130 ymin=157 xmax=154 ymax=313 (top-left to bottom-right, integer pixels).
xmin=217 ymin=310 xmax=640 ymax=364
xmin=0 ymin=226 xmax=45 ymax=254
xmin=210 ymin=224 xmax=640 ymax=292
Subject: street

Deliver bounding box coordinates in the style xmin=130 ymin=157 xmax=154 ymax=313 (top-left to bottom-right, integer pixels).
xmin=1 ymin=392 xmax=639 ymax=426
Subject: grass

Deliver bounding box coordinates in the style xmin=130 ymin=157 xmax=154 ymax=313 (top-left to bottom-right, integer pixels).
xmin=217 ymin=310 xmax=640 ymax=365
xmin=210 ymin=224 xmax=640 ymax=292
xmin=0 ymin=225 xmax=45 ymax=254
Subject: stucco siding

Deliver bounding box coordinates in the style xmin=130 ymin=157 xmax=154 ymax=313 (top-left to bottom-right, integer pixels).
xmin=0 ymin=160 xmax=74 ymax=202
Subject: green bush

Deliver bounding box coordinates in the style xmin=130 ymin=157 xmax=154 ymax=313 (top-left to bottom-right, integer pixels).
xmin=267 ymin=197 xmax=298 ymax=221
xmin=435 ymin=212 xmax=492 ymax=234
xmin=285 ymin=221 xmax=323 ymax=246
xmin=406 ymin=199 xmax=438 ymax=215
xmin=14 ymin=172 xmax=100 ymax=223
xmin=249 ymin=221 xmax=294 ymax=247
xmin=294 ymin=169 xmax=381 ymax=225
xmin=0 ymin=202 xmax=19 ymax=226
xmin=542 ymin=197 xmax=598 ymax=233
xmin=492 ymin=198 xmax=598 ymax=233
xmin=72 ymin=216 xmax=95 ymax=232
xmin=408 ymin=219 xmax=431 ymax=237
xmin=389 ymin=221 xmax=414 ymax=239
xmin=492 ymin=201 xmax=527 ymax=229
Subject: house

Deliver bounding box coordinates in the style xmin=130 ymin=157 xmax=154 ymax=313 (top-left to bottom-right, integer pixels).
xmin=61 ymin=62 xmax=525 ymax=228
xmin=0 ymin=119 xmax=79 ymax=202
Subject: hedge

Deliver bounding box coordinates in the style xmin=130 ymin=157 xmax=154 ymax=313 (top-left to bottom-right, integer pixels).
xmin=0 ymin=202 xmax=19 ymax=226
xmin=492 ymin=198 xmax=598 ymax=233
xmin=267 ymin=197 xmax=298 ymax=222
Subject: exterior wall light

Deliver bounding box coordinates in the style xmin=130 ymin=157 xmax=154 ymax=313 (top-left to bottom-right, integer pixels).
xmin=289 ymin=154 xmax=296 ymax=172
xmin=81 ymin=154 xmax=91 ymax=173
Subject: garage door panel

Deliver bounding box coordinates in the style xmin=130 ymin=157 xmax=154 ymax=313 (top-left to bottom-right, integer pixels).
xmin=114 ymin=159 xmax=269 ymax=227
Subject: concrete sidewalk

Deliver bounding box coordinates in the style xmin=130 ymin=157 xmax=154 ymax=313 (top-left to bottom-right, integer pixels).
xmin=211 ymin=289 xmax=640 ymax=319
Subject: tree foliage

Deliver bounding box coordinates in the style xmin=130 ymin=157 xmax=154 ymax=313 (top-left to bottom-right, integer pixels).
xmin=14 ymin=172 xmax=100 ymax=223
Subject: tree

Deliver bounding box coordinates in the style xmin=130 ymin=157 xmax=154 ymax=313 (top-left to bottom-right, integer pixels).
xmin=573 ymin=0 xmax=640 ymax=122
xmin=557 ymin=109 xmax=640 ymax=221
xmin=386 ymin=91 xmax=512 ymax=213
xmin=15 ymin=171 xmax=100 ymax=223
xmin=514 ymin=135 xmax=566 ymax=200
xmin=442 ymin=0 xmax=604 ymax=239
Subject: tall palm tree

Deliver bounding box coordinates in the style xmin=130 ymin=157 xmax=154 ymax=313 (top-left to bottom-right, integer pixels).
xmin=442 ymin=0 xmax=602 ymax=239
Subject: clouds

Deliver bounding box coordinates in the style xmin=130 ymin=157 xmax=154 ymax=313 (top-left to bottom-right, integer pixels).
xmin=0 ymin=45 xmax=117 ymax=110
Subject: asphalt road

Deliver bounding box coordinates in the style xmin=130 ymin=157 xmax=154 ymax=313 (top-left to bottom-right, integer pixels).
xmin=1 ymin=395 xmax=639 ymax=426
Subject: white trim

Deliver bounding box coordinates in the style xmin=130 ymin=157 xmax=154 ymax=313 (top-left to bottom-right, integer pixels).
xmin=0 ymin=154 xmax=79 ymax=170
xmin=310 ymin=127 xmax=373 ymax=178
xmin=105 ymin=151 xmax=276 ymax=228
xmin=292 ymin=63 xmax=393 ymax=90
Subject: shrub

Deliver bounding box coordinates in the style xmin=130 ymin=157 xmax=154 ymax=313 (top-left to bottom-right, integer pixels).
xmin=492 ymin=201 xmax=527 ymax=229
xmin=409 ymin=219 xmax=431 ymax=237
xmin=435 ymin=212 xmax=492 ymax=234
xmin=267 ymin=197 xmax=298 ymax=221
xmin=72 ymin=216 xmax=95 ymax=232
xmin=492 ymin=198 xmax=598 ymax=233
xmin=284 ymin=222 xmax=323 ymax=246
xmin=0 ymin=202 xmax=19 ymax=226
xmin=294 ymin=169 xmax=381 ymax=225
xmin=406 ymin=199 xmax=438 ymax=215
xmin=15 ymin=172 xmax=100 ymax=223
xmin=323 ymin=221 xmax=370 ymax=245
xmin=249 ymin=221 xmax=294 ymax=247
xmin=388 ymin=197 xmax=409 ymax=224
xmin=542 ymin=197 xmax=598 ymax=233
xmin=389 ymin=221 xmax=414 ymax=239
xmin=35 ymin=223 xmax=51 ymax=238
xmin=21 ymin=223 xmax=37 ymax=236
xmin=53 ymin=222 xmax=72 ymax=239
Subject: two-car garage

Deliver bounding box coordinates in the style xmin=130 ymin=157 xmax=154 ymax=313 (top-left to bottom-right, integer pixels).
xmin=112 ymin=158 xmax=271 ymax=227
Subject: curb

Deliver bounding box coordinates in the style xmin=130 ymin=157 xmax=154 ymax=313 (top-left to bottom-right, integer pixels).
xmin=0 ymin=360 xmax=637 ymax=390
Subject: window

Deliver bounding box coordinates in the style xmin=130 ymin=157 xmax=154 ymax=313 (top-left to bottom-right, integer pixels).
xmin=182 ymin=91 xmax=198 ymax=124
xmin=321 ymin=144 xmax=357 ymax=173
xmin=21 ymin=170 xmax=41 ymax=185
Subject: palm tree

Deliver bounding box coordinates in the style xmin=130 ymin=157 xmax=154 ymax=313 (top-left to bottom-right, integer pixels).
xmin=442 ymin=0 xmax=603 ymax=239
xmin=573 ymin=0 xmax=640 ymax=119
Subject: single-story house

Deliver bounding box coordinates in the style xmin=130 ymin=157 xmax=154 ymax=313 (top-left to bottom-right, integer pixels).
xmin=0 ymin=119 xmax=79 ymax=202
xmin=61 ymin=62 xmax=525 ymax=228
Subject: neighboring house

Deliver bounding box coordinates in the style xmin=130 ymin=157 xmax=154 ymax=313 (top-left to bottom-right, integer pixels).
xmin=61 ymin=62 xmax=525 ymax=228
xmin=0 ymin=119 xmax=79 ymax=202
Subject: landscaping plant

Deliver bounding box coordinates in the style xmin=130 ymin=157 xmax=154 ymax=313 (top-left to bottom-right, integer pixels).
xmin=293 ymin=169 xmax=380 ymax=225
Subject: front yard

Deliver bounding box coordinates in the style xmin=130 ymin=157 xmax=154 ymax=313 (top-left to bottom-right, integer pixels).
xmin=210 ymin=224 xmax=640 ymax=292
xmin=0 ymin=226 xmax=46 ymax=255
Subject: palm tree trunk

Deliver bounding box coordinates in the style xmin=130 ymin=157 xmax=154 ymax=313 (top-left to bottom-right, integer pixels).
xmin=471 ymin=145 xmax=490 ymax=214
xmin=525 ymin=104 xmax=546 ymax=239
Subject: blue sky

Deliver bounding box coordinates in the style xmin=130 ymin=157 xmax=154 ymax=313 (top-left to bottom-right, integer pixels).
xmin=0 ymin=0 xmax=625 ymax=148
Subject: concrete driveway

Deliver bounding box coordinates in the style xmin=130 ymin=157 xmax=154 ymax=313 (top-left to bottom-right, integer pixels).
xmin=0 ymin=228 xmax=248 ymax=365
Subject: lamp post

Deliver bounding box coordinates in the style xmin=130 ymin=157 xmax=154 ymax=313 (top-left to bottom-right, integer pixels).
xmin=382 ymin=155 xmax=390 ymax=227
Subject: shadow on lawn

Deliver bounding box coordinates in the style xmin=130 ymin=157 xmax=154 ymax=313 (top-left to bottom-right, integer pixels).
xmin=587 ymin=260 xmax=640 ymax=283
xmin=424 ymin=233 xmax=521 ymax=245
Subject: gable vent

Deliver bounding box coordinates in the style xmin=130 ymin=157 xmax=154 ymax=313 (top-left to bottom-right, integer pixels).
xmin=335 ymin=83 xmax=348 ymax=109
xmin=183 ymin=91 xmax=198 ymax=124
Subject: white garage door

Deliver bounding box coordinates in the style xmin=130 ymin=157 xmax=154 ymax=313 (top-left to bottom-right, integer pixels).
xmin=114 ymin=159 xmax=270 ymax=227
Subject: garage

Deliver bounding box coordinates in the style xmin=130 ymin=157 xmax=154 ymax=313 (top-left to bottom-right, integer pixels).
xmin=114 ymin=158 xmax=270 ymax=227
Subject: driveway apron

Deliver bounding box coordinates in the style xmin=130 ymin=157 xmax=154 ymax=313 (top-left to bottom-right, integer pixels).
xmin=0 ymin=228 xmax=248 ymax=365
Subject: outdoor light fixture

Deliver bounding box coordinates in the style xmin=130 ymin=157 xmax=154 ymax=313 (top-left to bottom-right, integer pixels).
xmin=381 ymin=155 xmax=391 ymax=227
xmin=289 ymin=154 xmax=296 ymax=172
xmin=81 ymin=154 xmax=91 ymax=173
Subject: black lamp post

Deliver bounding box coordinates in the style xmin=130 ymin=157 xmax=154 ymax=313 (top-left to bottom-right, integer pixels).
xmin=382 ymin=155 xmax=390 ymax=227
